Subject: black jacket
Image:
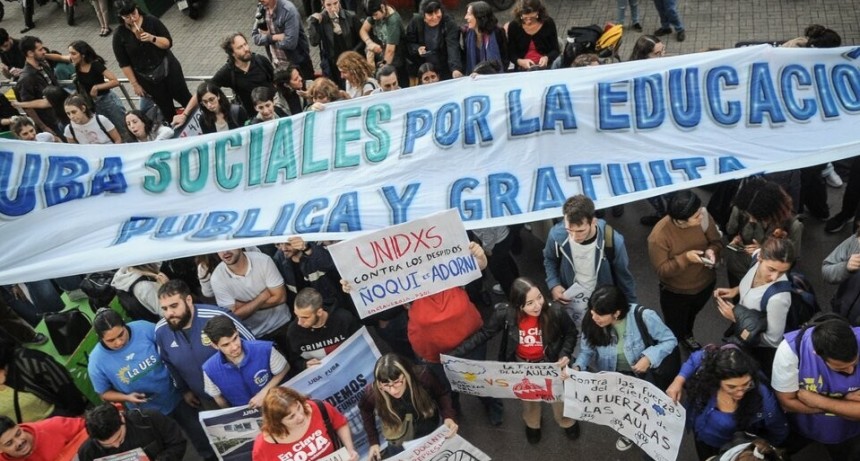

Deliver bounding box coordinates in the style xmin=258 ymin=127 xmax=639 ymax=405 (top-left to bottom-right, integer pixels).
xmin=306 ymin=9 xmax=365 ymax=80
xmin=405 ymin=13 xmax=463 ymax=79
xmin=5 ymin=347 xmax=89 ymax=418
xmin=450 ymin=302 xmax=577 ymax=362
xmin=77 ymin=410 xmax=187 ymax=461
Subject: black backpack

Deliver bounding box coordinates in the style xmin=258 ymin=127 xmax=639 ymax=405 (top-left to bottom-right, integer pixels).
xmin=43 ymin=309 xmax=92 ymax=356
xmin=760 ymin=271 xmax=821 ymax=333
xmin=830 ymin=270 xmax=860 ymax=326
xmin=79 ymin=271 xmax=117 ymax=309
xmin=561 ymin=25 xmax=603 ymax=66
xmin=115 ymin=276 xmax=161 ymax=323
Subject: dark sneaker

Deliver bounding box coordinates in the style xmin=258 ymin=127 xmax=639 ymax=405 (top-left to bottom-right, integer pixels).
xmin=632 ymin=23 xmax=643 ymax=32
xmin=26 ymin=333 xmax=48 ymax=345
xmin=616 ymin=436 xmax=635 ymax=451
xmin=825 ymin=214 xmax=850 ymax=233
xmin=654 ymin=27 xmax=672 ymax=36
xmin=564 ymin=423 xmax=580 ymax=440
xmin=677 ymin=30 xmax=686 ymax=42
xmin=682 ymin=336 xmax=703 ymax=351
xmin=526 ymin=426 xmax=541 ymax=444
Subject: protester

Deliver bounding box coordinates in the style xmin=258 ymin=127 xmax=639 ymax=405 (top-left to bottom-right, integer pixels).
xmin=63 ymin=95 xmax=122 ymax=144
xmin=374 ymin=64 xmax=401 ymax=92
xmin=113 ymin=0 xmax=192 ymax=125
xmin=452 ymin=277 xmax=578 ymax=444
xmin=629 ymin=34 xmax=665 ymax=60
xmin=77 ymin=403 xmax=186 ymax=461
xmin=665 ymin=345 xmax=788 ymax=459
xmin=337 ymin=50 xmax=379 ymax=97
xmin=67 ymin=40 xmax=126 ymax=134
xmin=0 ymin=29 xmax=24 ymax=78
xmin=0 ymin=415 xmax=87 ymax=461
xmin=461 ymin=1 xmax=508 ymax=74
xmin=616 ymin=0 xmax=642 ymax=32
xmin=286 ymin=287 xmax=361 ymax=373
xmin=307 ymin=0 xmax=365 ymax=88
xmin=718 ymin=438 xmax=789 ymax=461
xmin=306 ymin=76 xmax=347 ymax=109
xmin=195 ymin=81 xmax=249 ymax=134
xmin=248 ymin=86 xmax=289 ymax=125
xmin=715 ymin=238 xmax=796 ymax=375
xmin=648 ymin=190 xmax=721 ymax=350
xmin=573 ymin=285 xmax=677 ymax=451
xmin=771 ymin=315 xmax=860 ymax=458
xmin=13 ymin=36 xmax=60 ymax=137
xmin=544 ymin=194 xmax=637 ymax=329
xmin=91 ymin=0 xmax=112 ymax=37
xmin=360 ymin=353 xmax=457 ymax=458
xmin=124 ymin=110 xmax=174 ymax=142
xmin=87 ymin=309 xmax=216 ymax=461
xmin=252 ymin=0 xmax=314 ymax=80
xmin=360 ymin=0 xmax=409 ymax=88
xmin=651 ymin=0 xmax=686 ymax=41
xmin=417 ymin=62 xmax=440 ymax=84
xmin=110 ymin=263 xmax=167 ymax=322
xmin=253 ymin=386 xmax=358 ymax=461
xmin=272 ymin=63 xmax=307 ymax=115
xmin=507 ymin=0 xmax=558 ymax=71
xmin=202 ymin=315 xmax=288 ymax=408
xmin=406 ymin=0 xmax=463 ymax=80
xmin=10 ymin=116 xmax=54 ymax=142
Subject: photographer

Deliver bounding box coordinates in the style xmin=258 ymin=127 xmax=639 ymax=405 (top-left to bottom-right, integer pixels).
xmin=252 ymin=0 xmax=314 ymax=81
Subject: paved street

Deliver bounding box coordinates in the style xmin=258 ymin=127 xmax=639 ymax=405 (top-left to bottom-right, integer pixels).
xmin=1 ymin=0 xmax=858 ymax=459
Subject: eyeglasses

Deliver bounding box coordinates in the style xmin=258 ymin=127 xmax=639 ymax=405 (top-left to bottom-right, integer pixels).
xmin=721 ymin=380 xmax=755 ymax=393
xmin=520 ymin=13 xmax=539 ymax=23
xmin=379 ymin=376 xmax=405 ymax=390
xmin=201 ymin=96 xmax=219 ymax=105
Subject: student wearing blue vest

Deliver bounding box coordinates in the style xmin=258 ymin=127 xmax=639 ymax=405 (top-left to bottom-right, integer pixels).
xmin=202 ymin=315 xmax=289 ymax=409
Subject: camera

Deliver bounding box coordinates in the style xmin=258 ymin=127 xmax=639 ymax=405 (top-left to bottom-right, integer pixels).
xmin=255 ymin=4 xmax=268 ymax=31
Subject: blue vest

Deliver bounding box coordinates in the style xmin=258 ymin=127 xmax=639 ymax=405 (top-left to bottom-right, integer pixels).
xmin=202 ymin=340 xmax=275 ymax=407
xmin=784 ymin=327 xmax=860 ymax=444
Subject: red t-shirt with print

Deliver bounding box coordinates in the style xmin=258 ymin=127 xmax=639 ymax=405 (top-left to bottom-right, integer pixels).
xmin=516 ymin=314 xmax=544 ymax=361
xmin=252 ymin=401 xmax=347 ymax=461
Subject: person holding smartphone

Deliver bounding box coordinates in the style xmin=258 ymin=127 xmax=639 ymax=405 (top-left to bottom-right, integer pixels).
xmin=506 ymin=0 xmax=558 ymax=71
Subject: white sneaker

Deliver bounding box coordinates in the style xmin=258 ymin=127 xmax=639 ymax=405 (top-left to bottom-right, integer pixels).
xmin=826 ymin=170 xmax=844 ymax=188
xmin=616 ymin=436 xmax=634 ymax=451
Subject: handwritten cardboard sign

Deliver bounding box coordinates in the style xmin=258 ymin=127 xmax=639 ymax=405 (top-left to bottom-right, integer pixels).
xmin=441 ymin=355 xmax=564 ymax=402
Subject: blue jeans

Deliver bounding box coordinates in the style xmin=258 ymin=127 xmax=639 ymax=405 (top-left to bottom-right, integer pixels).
xmin=616 ymin=0 xmax=640 ymax=24
xmin=652 ymin=0 xmax=684 ymax=31
xmin=95 ymin=91 xmax=127 ymax=137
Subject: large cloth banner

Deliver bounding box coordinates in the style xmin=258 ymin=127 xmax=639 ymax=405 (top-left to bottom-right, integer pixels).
xmin=199 ymin=328 xmax=382 ymax=461
xmin=563 ymin=370 xmax=686 ymax=461
xmin=440 ymin=355 xmax=564 ymax=401
xmin=388 ymin=425 xmax=491 ymax=461
xmin=3 ymin=45 xmax=860 ymax=283
xmin=329 ymin=209 xmax=480 ymax=318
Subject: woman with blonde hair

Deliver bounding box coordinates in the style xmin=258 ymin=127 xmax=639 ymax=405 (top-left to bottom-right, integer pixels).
xmin=360 ymin=353 xmax=457 ymax=459
xmin=336 ymin=51 xmax=379 ymax=98
xmin=254 ymin=387 xmax=358 ymax=461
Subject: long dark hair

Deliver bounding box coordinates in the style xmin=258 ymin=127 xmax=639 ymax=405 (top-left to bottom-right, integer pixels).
xmin=371 ymin=354 xmax=437 ymax=432
xmin=509 ymin=277 xmax=557 ymax=344
xmin=195 ymin=81 xmax=230 ymax=127
xmin=581 ymin=285 xmax=629 ymax=347
xmin=686 ymin=346 xmax=763 ymax=431
xmin=629 ymin=35 xmax=661 ymax=61
xmin=125 ymin=109 xmax=155 ymax=142
xmin=69 ymin=40 xmax=105 ymax=68
xmin=468 ymin=1 xmax=497 ymax=35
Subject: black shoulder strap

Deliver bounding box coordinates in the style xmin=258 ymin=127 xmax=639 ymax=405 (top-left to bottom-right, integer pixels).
xmin=13 ymin=388 xmax=22 ymax=424
xmin=94 ymin=114 xmax=114 ymax=143
xmin=633 ymin=305 xmax=655 ymax=347
xmin=127 ymin=275 xmax=157 ymax=294
xmin=603 ymin=223 xmax=617 ymax=283
xmin=313 ymin=400 xmax=343 ymax=449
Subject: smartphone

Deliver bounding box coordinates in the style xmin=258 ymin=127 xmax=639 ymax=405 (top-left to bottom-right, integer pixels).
xmin=700 ymin=257 xmax=715 ymax=266
xmin=726 ymin=243 xmax=743 ymax=252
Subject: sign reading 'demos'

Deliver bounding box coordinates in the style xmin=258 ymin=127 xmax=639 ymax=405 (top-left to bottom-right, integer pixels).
xmin=388 ymin=425 xmax=491 ymax=461
xmin=563 ymin=370 xmax=685 ymax=461
xmin=199 ymin=328 xmax=382 ymax=461
xmin=3 ymin=45 xmax=860 ymax=284
xmin=329 ymin=209 xmax=480 ymax=318
xmin=440 ymin=355 xmax=564 ymax=402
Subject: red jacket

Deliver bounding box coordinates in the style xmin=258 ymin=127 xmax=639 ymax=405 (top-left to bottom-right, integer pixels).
xmin=408 ymin=287 xmax=483 ymax=363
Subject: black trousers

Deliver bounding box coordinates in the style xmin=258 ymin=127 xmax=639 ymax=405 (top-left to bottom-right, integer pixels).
xmin=136 ymin=55 xmax=192 ymax=124
xmin=834 ymin=156 xmax=860 ymax=221
xmin=658 ymin=281 xmax=715 ymax=341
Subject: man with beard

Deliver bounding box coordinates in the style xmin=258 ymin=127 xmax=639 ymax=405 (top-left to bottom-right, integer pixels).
xmin=0 ymin=415 xmax=86 ymax=461
xmin=274 ymin=236 xmax=353 ymax=315
xmin=154 ymin=280 xmax=253 ymax=410
xmin=172 ymin=32 xmax=274 ymax=126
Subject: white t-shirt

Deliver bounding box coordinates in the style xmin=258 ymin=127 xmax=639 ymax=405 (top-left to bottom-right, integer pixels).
xmin=210 ymin=251 xmax=291 ymax=337
xmin=570 ymin=237 xmax=598 ymax=292
xmin=64 ymin=114 xmax=115 ymax=144
xmin=203 ymin=347 xmax=288 ymax=399
xmin=738 ymin=263 xmax=791 ymax=347
xmin=771 ymin=339 xmax=800 ymax=392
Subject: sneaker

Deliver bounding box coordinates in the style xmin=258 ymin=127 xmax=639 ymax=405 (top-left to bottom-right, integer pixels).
xmin=564 ymin=423 xmax=580 ymax=440
xmin=677 ymin=30 xmax=686 ymax=42
xmin=491 ymin=284 xmax=504 ymax=295
xmin=825 ymin=170 xmax=844 ymax=187
xmin=682 ymin=336 xmax=703 ymax=351
xmin=526 ymin=426 xmax=541 ymax=444
xmin=654 ymin=27 xmax=672 ymax=36
xmin=632 ymin=23 xmax=643 ymax=32
xmin=616 ymin=436 xmax=635 ymax=451
xmin=25 ymin=333 xmax=48 ymax=345
xmin=825 ymin=214 xmax=851 ymax=233
xmin=640 ymin=214 xmax=662 ymax=226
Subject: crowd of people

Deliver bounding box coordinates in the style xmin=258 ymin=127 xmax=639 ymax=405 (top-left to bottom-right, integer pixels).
xmin=0 ymin=1 xmax=858 ymax=461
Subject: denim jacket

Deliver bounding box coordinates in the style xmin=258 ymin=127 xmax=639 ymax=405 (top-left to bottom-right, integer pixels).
xmin=574 ymin=305 xmax=677 ymax=372
xmin=543 ymin=219 xmax=637 ymax=304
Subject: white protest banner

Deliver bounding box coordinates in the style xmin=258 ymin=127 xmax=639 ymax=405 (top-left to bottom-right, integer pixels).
xmin=440 ymin=355 xmax=563 ymax=401
xmin=388 ymin=425 xmax=491 ymax=461
xmin=317 ymin=447 xmax=351 ymax=461
xmin=199 ymin=328 xmax=382 ymax=460
xmin=329 ymin=209 xmax=480 ymax=318
xmin=3 ymin=46 xmax=860 ymax=283
xmin=94 ymin=448 xmax=149 ymax=461
xmin=563 ymin=370 xmax=685 ymax=461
